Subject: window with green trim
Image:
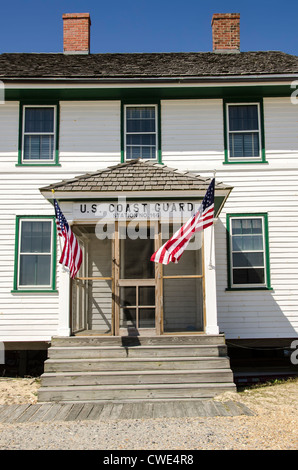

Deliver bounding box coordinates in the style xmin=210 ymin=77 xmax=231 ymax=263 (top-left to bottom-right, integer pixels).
xmin=224 ymin=101 xmax=266 ymax=163
xmin=13 ymin=216 xmax=56 ymax=292
xmin=124 ymin=105 xmax=158 ymax=160
xmin=227 ymin=214 xmax=271 ymax=289
xmin=18 ymin=104 xmax=59 ymax=165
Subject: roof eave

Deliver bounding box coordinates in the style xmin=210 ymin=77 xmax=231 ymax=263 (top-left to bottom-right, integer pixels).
xmin=40 ymin=188 xmax=232 ymax=200
xmin=2 ymin=74 xmax=298 ymax=84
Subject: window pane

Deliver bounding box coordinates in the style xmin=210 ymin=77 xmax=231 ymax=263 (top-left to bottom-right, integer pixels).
xmin=120 ymin=230 xmax=155 ymax=279
xmin=24 ymin=135 xmax=54 ymax=160
xmin=126 ymin=145 xmax=156 ymax=159
xmin=252 ymin=219 xmax=263 ymax=233
xmin=120 ymin=287 xmax=136 ymax=307
xmin=233 ymin=268 xmax=265 ymax=285
xmin=126 ymin=134 xmax=156 ymax=146
xmin=229 ymin=132 xmax=259 ymax=158
xmin=231 ymin=219 xmax=242 ymax=234
xmin=127 ymin=119 xmax=155 ymax=133
xmin=233 ymin=252 xmax=264 ymax=267
xmin=232 ymin=235 xmax=263 ymax=251
xmin=229 ymin=105 xmax=259 ymax=131
xmin=21 ymin=221 xmax=51 ymax=253
xmin=25 ymin=108 xmax=54 ymax=133
xmin=139 ymin=286 xmax=155 ymax=306
xmin=126 ymin=107 xmax=156 ymax=133
xmin=139 ymin=309 xmax=155 ymax=328
xmin=120 ymin=307 xmax=136 ymax=328
xmin=19 ymin=254 xmax=51 ymax=286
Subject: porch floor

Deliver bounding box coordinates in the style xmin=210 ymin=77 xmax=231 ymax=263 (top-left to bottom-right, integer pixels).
xmin=0 ymin=399 xmax=254 ymax=424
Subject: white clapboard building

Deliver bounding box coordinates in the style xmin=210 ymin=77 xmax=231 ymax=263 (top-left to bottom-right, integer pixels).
xmin=0 ymin=13 xmax=297 ymax=401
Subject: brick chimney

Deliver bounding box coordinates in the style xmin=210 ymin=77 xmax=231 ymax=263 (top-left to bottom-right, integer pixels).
xmin=211 ymin=13 xmax=240 ymax=53
xmin=63 ymin=13 xmax=91 ymax=54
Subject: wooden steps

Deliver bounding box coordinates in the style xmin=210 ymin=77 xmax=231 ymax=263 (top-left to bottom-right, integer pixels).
xmin=38 ymin=334 xmax=236 ymax=403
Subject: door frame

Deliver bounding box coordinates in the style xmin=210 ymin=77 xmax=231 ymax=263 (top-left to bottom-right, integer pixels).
xmin=114 ymin=220 xmax=161 ymax=336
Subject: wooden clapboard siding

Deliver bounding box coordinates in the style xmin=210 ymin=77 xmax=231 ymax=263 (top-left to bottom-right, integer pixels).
xmin=161 ymin=97 xmax=298 ymax=339
xmin=0 ymin=102 xmax=19 ymax=164
xmin=0 ymin=100 xmax=121 ymax=341
xmin=59 ymin=101 xmax=121 ymax=170
xmin=215 ymin=168 xmax=298 ymax=339
xmin=0 ymin=96 xmax=297 ymax=342
xmin=161 ymin=99 xmax=224 ymax=170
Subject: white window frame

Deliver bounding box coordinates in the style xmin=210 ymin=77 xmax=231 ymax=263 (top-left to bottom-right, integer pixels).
xmin=226 ymin=102 xmax=262 ymax=162
xmin=124 ymin=104 xmax=158 ymax=161
xmin=229 ymin=215 xmax=268 ymax=289
xmin=22 ymin=105 xmax=56 ymax=163
xmin=17 ymin=218 xmax=54 ymax=290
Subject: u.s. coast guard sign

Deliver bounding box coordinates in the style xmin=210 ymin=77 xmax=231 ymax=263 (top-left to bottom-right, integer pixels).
xmin=73 ymin=200 xmax=202 ymax=221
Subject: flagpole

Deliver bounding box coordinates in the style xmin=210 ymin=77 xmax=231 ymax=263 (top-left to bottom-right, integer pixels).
xmin=208 ymin=170 xmax=216 ymax=270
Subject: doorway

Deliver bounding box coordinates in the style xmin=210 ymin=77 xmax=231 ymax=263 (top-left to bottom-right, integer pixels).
xmin=71 ymin=221 xmax=205 ymax=336
xmin=118 ymin=225 xmax=156 ymax=335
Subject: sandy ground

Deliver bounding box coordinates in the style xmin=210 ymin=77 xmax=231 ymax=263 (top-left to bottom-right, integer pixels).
xmin=0 ymin=376 xmax=297 ymax=450
xmin=0 ymin=377 xmax=40 ymax=405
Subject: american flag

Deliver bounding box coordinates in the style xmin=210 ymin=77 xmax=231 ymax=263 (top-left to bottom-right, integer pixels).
xmin=54 ymin=199 xmax=82 ymax=279
xmin=151 ymin=178 xmax=215 ymax=265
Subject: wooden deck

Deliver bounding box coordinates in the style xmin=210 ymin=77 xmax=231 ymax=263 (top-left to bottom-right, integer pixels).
xmin=0 ymin=399 xmax=254 ymax=423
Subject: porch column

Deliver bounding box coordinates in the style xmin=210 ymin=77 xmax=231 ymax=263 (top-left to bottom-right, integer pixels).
xmin=204 ymin=223 xmax=219 ymax=335
xmin=57 ymin=266 xmax=71 ymax=336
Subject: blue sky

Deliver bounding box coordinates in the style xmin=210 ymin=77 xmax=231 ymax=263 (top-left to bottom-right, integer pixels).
xmin=0 ymin=0 xmax=297 ymax=55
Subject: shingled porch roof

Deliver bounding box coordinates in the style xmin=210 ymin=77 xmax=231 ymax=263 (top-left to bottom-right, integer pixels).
xmin=40 ymin=160 xmax=232 ymax=215
xmin=40 ymin=159 xmax=231 ymax=195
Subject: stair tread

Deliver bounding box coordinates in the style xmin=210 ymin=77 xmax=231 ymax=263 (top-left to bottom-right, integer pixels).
xmin=50 ymin=344 xmax=223 ymax=349
xmin=45 ymin=356 xmax=228 ymax=362
xmin=39 ymin=382 xmax=235 ymax=391
xmin=41 ymin=368 xmax=233 ymax=376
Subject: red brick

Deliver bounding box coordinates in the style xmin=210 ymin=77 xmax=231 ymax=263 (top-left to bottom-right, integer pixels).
xmin=211 ymin=13 xmax=240 ymax=51
xmin=62 ymin=13 xmax=91 ymax=53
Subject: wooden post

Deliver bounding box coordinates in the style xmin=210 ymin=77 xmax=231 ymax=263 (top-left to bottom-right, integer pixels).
xmin=154 ymin=221 xmax=163 ymax=335
xmin=113 ymin=221 xmax=120 ymax=336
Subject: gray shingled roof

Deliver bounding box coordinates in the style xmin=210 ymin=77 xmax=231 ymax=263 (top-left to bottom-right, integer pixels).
xmin=40 ymin=159 xmax=232 ymax=193
xmin=1 ymin=51 xmax=298 ymax=80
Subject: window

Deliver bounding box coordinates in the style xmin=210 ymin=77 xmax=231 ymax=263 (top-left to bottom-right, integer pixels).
xmin=13 ymin=217 xmax=56 ymax=292
xmin=225 ymin=102 xmax=265 ymax=163
xmin=19 ymin=104 xmax=59 ymax=165
xmin=227 ymin=214 xmax=271 ymax=289
xmin=124 ymin=105 xmax=158 ymax=160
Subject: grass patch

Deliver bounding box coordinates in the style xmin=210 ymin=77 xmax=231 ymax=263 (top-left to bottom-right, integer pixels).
xmin=237 ymin=376 xmax=298 ymax=393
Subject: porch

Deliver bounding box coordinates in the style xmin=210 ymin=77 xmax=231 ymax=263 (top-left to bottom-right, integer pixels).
xmin=38 ymin=160 xmax=235 ymax=402
xmin=70 ymin=221 xmax=205 ymax=337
